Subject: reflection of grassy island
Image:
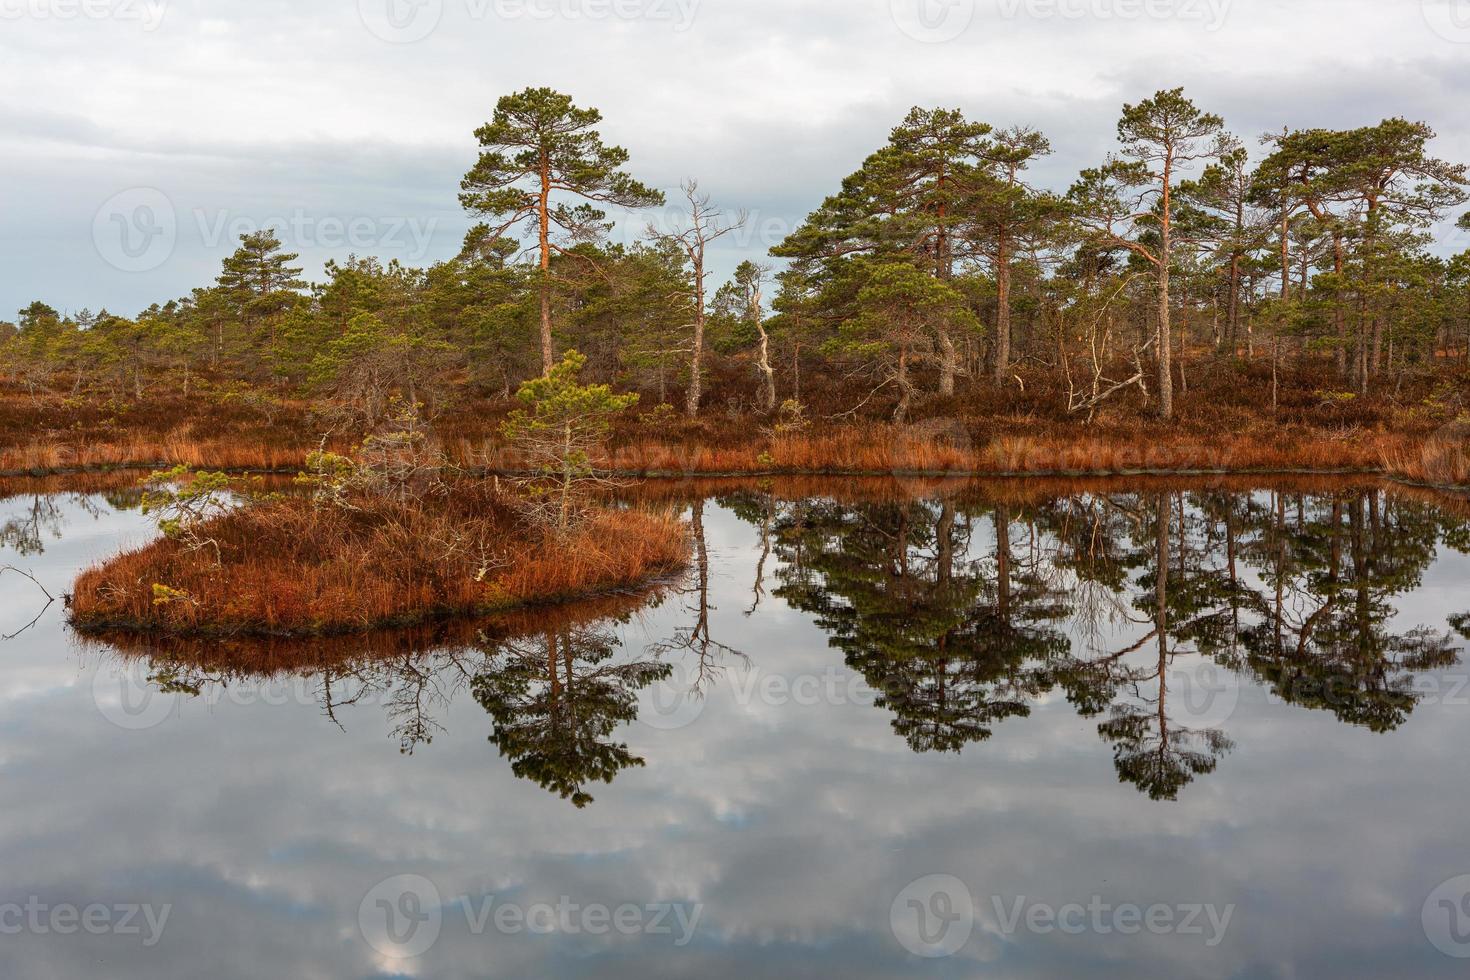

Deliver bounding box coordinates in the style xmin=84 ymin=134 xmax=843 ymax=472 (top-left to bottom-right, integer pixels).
xmin=70 ymin=355 xmax=688 ymax=637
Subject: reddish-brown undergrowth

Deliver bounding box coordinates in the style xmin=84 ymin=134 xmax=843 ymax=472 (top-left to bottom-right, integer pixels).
xmin=5 ymin=375 xmax=1463 ymax=487
xmin=1384 ymin=420 xmax=1470 ymax=488
xmin=69 ymin=485 xmax=688 ymax=636
xmin=594 ymin=423 xmax=1415 ymax=477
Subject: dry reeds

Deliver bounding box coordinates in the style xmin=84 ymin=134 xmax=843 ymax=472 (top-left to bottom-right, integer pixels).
xmin=592 ymin=423 xmax=1411 ymax=478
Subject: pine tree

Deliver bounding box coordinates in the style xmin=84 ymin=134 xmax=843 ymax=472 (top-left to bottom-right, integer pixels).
xmin=1070 ymin=89 xmax=1227 ymax=419
xmin=460 ymin=87 xmax=665 ymax=373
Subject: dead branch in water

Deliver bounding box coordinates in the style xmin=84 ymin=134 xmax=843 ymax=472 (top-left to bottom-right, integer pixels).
xmin=1 ymin=565 xmax=57 ymax=640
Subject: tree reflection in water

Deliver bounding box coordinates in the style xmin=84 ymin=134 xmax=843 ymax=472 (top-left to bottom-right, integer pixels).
xmin=473 ymin=624 xmax=670 ymax=807
xmin=723 ymin=482 xmax=1469 ymax=799
xmin=72 ymin=481 xmax=1470 ymax=805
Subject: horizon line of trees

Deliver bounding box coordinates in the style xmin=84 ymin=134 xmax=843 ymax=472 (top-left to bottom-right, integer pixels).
xmin=5 ymin=85 xmax=1470 ymax=426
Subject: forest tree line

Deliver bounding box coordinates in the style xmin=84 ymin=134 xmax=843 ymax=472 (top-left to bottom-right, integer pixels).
xmin=5 ymin=86 xmax=1470 ymax=428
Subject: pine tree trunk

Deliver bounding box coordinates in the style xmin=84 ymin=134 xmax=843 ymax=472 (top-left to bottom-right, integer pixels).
xmin=993 ymin=236 xmax=1012 ymax=385
xmin=1157 ymin=244 xmax=1174 ymax=419
xmin=1156 ymin=155 xmax=1174 ymax=421
xmin=1332 ymin=234 xmax=1348 ymax=379
xmin=937 ymin=330 xmax=956 ymax=398
xmin=538 ymin=157 xmax=554 ymax=374
xmin=894 ymin=347 xmax=913 ymax=424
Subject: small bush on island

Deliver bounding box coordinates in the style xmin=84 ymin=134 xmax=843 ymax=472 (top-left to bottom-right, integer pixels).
xmin=499 ymin=349 xmax=638 ymax=529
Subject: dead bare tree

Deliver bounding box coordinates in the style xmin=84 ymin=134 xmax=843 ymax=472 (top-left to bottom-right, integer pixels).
xmin=1062 ymin=273 xmax=1155 ymax=421
xmin=648 ymin=500 xmax=746 ymax=695
xmin=650 ymin=181 xmax=747 ymax=419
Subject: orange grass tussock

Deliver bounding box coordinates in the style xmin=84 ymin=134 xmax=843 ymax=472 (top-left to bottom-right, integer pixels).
xmin=1383 ymin=419 xmax=1470 ymax=489
xmin=69 ymin=484 xmax=689 ymax=637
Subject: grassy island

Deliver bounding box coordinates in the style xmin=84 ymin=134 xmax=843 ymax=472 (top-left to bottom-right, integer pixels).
xmin=69 ymin=478 xmax=686 ymax=637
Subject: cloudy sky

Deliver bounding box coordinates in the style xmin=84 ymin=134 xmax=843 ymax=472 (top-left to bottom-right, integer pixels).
xmin=3 ymin=0 xmax=1469 ymax=318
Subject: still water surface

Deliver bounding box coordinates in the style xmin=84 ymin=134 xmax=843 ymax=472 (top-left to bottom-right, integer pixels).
xmin=3 ymin=477 xmax=1470 ymax=978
